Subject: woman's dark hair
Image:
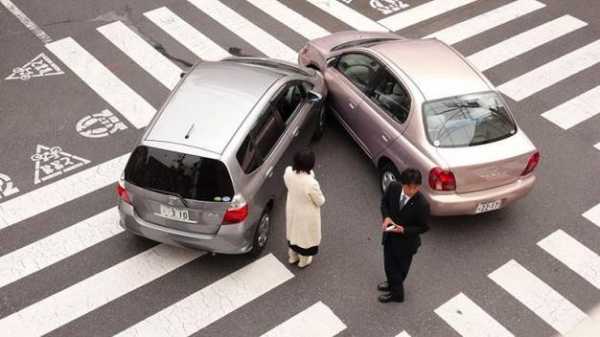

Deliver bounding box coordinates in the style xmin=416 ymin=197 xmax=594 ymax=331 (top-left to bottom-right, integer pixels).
xmin=400 ymin=168 xmax=422 ymax=185
xmin=292 ymin=149 xmax=315 ymax=174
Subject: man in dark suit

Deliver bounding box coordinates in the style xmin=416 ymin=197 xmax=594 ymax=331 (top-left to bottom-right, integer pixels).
xmin=378 ymin=168 xmax=430 ymax=303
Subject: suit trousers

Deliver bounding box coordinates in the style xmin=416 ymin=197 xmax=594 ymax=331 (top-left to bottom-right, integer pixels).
xmin=383 ymin=242 xmax=414 ymax=298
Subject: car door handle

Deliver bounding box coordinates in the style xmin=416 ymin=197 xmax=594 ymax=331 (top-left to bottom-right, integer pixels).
xmin=293 ymin=127 xmax=300 ymax=137
xmin=382 ymin=134 xmax=389 ymax=143
xmin=348 ymin=102 xmax=356 ymax=110
xmin=265 ymin=167 xmax=274 ymax=178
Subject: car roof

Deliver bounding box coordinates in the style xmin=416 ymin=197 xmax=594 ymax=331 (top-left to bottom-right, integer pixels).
xmin=371 ymin=39 xmax=490 ymax=101
xmin=145 ymin=61 xmax=284 ymax=155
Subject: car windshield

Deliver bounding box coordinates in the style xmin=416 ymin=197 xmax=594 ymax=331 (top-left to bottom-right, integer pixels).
xmin=422 ymin=92 xmax=517 ymax=148
xmin=124 ymin=146 xmax=234 ymax=202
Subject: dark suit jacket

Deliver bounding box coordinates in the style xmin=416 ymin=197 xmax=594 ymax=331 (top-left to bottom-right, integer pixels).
xmin=381 ymin=182 xmax=430 ymax=255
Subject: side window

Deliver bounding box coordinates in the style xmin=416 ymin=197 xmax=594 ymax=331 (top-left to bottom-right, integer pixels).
xmin=236 ymin=107 xmax=285 ymax=173
xmin=276 ymin=84 xmax=305 ymax=124
xmin=336 ymin=53 xmax=380 ymax=93
xmin=370 ymin=69 xmax=411 ymax=123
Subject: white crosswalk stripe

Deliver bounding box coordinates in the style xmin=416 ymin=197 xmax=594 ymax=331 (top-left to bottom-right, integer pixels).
xmin=0 ymin=245 xmax=204 ymax=337
xmin=115 ymin=254 xmax=292 ymax=337
xmin=0 ymin=154 xmax=128 ymax=230
xmin=395 ymin=332 xmax=412 ymax=337
xmin=304 ymin=0 xmax=387 ymax=32
xmin=46 ymin=37 xmax=156 ymax=128
xmin=538 ymin=229 xmax=600 ymax=290
xmin=144 ymin=7 xmax=230 ymax=61
xmin=498 ymin=39 xmax=600 ymax=101
xmin=488 ymin=260 xmax=588 ymax=335
xmin=0 ymin=207 xmax=121 ymax=289
xmin=541 ymin=85 xmax=600 ymax=130
xmin=468 ymin=15 xmax=587 ymax=71
xmin=583 ymin=203 xmax=600 ymax=228
xmin=379 ymin=0 xmax=480 ymax=32
xmin=97 ymin=21 xmax=182 ymax=90
xmin=595 ymin=143 xmax=600 ymax=151
xmin=435 ymin=293 xmax=515 ymax=337
xmin=189 ymin=0 xmax=297 ymax=62
xmin=425 ymin=0 xmax=545 ymax=45
xmin=247 ymin=0 xmax=330 ymax=40
xmin=260 ymin=301 xmax=346 ymax=337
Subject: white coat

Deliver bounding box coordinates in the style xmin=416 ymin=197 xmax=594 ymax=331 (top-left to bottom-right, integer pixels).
xmin=283 ymin=166 xmax=326 ymax=249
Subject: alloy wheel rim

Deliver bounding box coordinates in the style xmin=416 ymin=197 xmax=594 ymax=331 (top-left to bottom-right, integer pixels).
xmin=257 ymin=215 xmax=270 ymax=247
xmin=382 ymin=171 xmax=396 ymax=191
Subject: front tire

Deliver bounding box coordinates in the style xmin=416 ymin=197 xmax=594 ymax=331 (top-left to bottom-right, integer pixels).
xmin=249 ymin=209 xmax=271 ymax=257
xmin=380 ymin=163 xmax=400 ymax=193
xmin=311 ymin=103 xmax=327 ymax=141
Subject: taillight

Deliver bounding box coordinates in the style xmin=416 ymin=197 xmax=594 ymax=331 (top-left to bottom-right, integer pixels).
xmin=223 ymin=195 xmax=248 ymax=224
xmin=521 ymin=151 xmax=540 ymax=176
xmin=429 ymin=167 xmax=456 ymax=191
xmin=117 ymin=180 xmax=131 ymax=204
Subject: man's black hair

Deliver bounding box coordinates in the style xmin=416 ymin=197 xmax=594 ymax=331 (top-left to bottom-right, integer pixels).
xmin=400 ymin=168 xmax=422 ymax=185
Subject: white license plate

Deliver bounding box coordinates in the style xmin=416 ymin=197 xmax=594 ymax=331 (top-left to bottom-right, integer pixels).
xmin=475 ymin=200 xmax=502 ymax=214
xmin=158 ymin=204 xmax=191 ymax=222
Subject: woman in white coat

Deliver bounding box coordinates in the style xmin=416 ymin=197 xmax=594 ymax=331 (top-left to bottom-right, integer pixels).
xmin=283 ymin=149 xmax=325 ymax=268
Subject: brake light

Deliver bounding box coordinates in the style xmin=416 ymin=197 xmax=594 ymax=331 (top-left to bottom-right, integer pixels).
xmin=429 ymin=167 xmax=456 ymax=191
xmin=223 ymin=195 xmax=248 ymax=224
xmin=116 ymin=180 xmax=131 ymax=204
xmin=521 ymin=151 xmax=540 ymax=176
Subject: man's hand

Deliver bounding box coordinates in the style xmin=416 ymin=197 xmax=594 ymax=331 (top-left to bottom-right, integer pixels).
xmin=390 ymin=225 xmax=405 ymax=234
xmin=382 ymin=217 xmax=394 ymax=230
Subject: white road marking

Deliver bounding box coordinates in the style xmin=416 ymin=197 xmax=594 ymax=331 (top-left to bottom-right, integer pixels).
xmin=538 ymin=229 xmax=600 ymax=290
xmin=0 ymin=245 xmax=203 ymax=337
xmin=0 ymin=173 xmax=19 ymax=199
xmin=395 ymin=331 xmax=412 ymax=337
xmin=595 ymin=143 xmax=600 ymax=151
xmin=425 ymin=0 xmax=545 ymax=45
xmin=0 ymin=153 xmax=129 ymax=230
xmin=31 ymin=144 xmax=90 ymax=185
xmin=435 ymin=293 xmax=514 ymax=337
xmin=115 ymin=254 xmax=293 ymax=337
xmin=0 ymin=208 xmax=122 ymax=289
xmin=97 ymin=21 xmax=182 ymax=90
xmin=583 ymin=203 xmax=600 ymax=228
xmin=76 ymin=109 xmax=128 ymax=138
xmin=497 ymin=39 xmax=600 ymax=101
xmin=188 ymin=0 xmax=297 ymax=63
xmin=0 ymin=0 xmax=52 ymax=43
xmin=46 ymin=37 xmax=156 ymax=129
xmin=260 ymin=302 xmax=346 ymax=337
xmin=144 ymin=7 xmax=229 ymax=61
xmin=540 ymin=85 xmax=600 ymax=129
xmin=488 ymin=260 xmax=588 ymax=335
xmin=304 ymin=0 xmax=387 ymax=32
xmin=468 ymin=15 xmax=587 ymax=71
xmin=370 ymin=0 xmax=410 ymax=15
xmin=379 ymin=0 xmax=479 ymax=31
xmin=5 ymin=53 xmax=64 ymax=81
xmin=247 ymin=0 xmax=330 ymax=40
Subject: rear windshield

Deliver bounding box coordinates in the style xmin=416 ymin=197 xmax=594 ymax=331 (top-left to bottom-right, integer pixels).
xmin=423 ymin=92 xmax=517 ymax=148
xmin=124 ymin=146 xmax=234 ymax=202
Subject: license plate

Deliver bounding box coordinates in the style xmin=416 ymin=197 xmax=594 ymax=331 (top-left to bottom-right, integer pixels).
xmin=158 ymin=204 xmax=191 ymax=222
xmin=475 ymin=200 xmax=502 ymax=214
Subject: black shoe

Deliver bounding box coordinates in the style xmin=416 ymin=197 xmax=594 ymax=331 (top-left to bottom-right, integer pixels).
xmin=378 ymin=293 xmax=404 ymax=303
xmin=377 ymin=281 xmax=390 ymax=292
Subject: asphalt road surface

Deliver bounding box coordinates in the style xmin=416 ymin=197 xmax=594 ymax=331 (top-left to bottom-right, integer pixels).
xmin=1 ymin=0 xmax=600 ymax=336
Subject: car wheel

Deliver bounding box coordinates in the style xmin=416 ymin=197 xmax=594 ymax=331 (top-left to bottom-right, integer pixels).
xmin=249 ymin=209 xmax=271 ymax=257
xmin=311 ymin=103 xmax=327 ymax=141
xmin=380 ymin=163 xmax=400 ymax=193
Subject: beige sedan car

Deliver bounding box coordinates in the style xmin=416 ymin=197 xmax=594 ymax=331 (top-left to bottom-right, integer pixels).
xmin=299 ymin=31 xmax=540 ymax=216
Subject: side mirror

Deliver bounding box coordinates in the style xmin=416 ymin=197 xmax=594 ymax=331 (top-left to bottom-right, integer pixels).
xmin=307 ymin=90 xmax=323 ymax=103
xmin=180 ymin=72 xmax=187 ymax=78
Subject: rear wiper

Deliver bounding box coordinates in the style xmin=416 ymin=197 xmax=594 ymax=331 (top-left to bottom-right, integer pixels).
xmin=433 ymin=101 xmax=480 ymax=115
xmin=146 ymin=187 xmax=189 ymax=208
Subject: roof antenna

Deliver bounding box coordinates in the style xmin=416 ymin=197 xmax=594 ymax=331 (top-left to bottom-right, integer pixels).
xmin=184 ymin=123 xmax=195 ymax=139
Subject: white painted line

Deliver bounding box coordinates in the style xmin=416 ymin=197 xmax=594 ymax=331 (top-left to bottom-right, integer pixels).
xmin=540 ymin=85 xmax=600 ymax=130
xmin=583 ymin=203 xmax=600 ymax=228
xmin=488 ymin=260 xmax=588 ymax=335
xmin=0 ymin=245 xmax=203 ymax=336
xmin=595 ymin=143 xmax=600 ymax=151
xmin=379 ymin=0 xmax=479 ymax=32
xmin=247 ymin=0 xmax=330 ymax=40
xmin=144 ymin=7 xmax=230 ymax=61
xmin=498 ymin=39 xmax=600 ymax=101
xmin=98 ymin=21 xmax=182 ymax=90
xmin=435 ymin=293 xmax=514 ymax=337
xmin=0 ymin=0 xmax=52 ymax=43
xmin=426 ymin=0 xmax=545 ymax=45
xmin=395 ymin=331 xmax=412 ymax=337
xmin=46 ymin=37 xmax=156 ymax=128
xmin=0 ymin=154 xmax=129 ymax=231
xmin=468 ymin=15 xmax=587 ymax=71
xmin=0 ymin=208 xmax=122 ymax=289
xmin=260 ymin=302 xmax=346 ymax=337
xmin=304 ymin=0 xmax=387 ymax=32
xmin=188 ymin=0 xmax=297 ymax=63
xmin=538 ymin=229 xmax=600 ymax=290
xmin=115 ymin=254 xmax=293 ymax=337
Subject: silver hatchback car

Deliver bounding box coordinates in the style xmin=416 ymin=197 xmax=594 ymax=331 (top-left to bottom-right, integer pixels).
xmin=117 ymin=58 xmax=327 ymax=255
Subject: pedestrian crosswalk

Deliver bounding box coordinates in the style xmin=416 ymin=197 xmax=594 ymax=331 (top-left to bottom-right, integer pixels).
xmin=2 ymin=0 xmax=600 ymax=336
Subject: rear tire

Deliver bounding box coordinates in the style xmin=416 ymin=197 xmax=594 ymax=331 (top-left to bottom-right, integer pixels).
xmin=311 ymin=103 xmax=327 ymax=141
xmin=380 ymin=162 xmax=400 ymax=193
xmin=249 ymin=208 xmax=272 ymax=257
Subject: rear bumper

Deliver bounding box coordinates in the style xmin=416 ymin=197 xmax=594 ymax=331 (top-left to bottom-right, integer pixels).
xmin=427 ymin=174 xmax=536 ymax=216
xmin=118 ymin=201 xmax=254 ymax=254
